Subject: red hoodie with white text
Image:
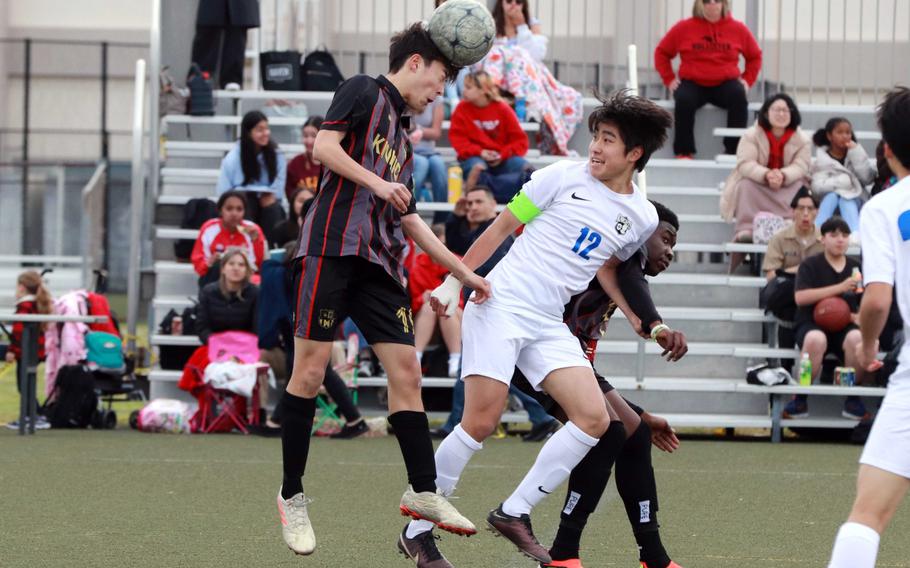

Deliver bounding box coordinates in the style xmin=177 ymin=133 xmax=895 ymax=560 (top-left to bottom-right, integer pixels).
xmin=654 ymin=15 xmax=762 ymax=87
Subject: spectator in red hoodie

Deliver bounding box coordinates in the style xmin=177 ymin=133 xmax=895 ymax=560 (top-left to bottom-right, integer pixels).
xmin=450 ymin=70 xmax=529 ymax=181
xmin=284 ymin=116 xmax=323 ymax=203
xmin=409 ymin=224 xmax=463 ymax=378
xmin=655 ymin=0 xmax=762 ymax=158
xmin=191 ymin=190 xmax=266 ymax=288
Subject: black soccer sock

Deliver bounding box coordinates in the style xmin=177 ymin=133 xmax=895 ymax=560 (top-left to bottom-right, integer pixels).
xmin=615 ymin=421 xmax=671 ymax=568
xmin=322 ymin=365 xmax=362 ymax=422
xmin=550 ymin=420 xmax=626 ymax=561
xmin=388 ymin=411 xmax=437 ymax=493
xmin=280 ymin=392 xmax=317 ymax=500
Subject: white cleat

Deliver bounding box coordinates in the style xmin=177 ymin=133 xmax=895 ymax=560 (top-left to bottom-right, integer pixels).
xmin=399 ymin=486 xmax=477 ymax=536
xmin=277 ymin=488 xmax=316 ymax=555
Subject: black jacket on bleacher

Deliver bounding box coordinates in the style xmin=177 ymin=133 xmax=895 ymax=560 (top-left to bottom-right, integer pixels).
xmin=196 ymin=282 xmax=259 ymax=345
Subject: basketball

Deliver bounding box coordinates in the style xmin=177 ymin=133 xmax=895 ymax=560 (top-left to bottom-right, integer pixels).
xmin=427 ymin=0 xmax=496 ymax=67
xmin=813 ymin=296 xmax=853 ymax=332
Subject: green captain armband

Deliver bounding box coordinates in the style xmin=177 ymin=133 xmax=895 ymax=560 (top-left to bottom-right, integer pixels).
xmin=507 ymin=191 xmax=541 ymax=224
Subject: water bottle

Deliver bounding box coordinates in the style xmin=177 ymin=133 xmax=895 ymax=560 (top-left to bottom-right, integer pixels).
xmin=853 ymin=267 xmax=864 ymax=294
xmin=514 ymin=97 xmax=527 ymax=122
xmin=799 ymin=353 xmax=812 ymax=386
xmin=447 ymin=165 xmax=463 ymax=203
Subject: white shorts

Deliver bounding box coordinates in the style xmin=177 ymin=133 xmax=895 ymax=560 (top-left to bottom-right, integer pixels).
xmin=860 ymin=390 xmax=910 ymax=479
xmin=460 ymin=302 xmax=590 ymax=391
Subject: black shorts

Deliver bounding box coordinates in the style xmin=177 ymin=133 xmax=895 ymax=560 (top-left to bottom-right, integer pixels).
xmin=511 ymin=367 xmax=614 ymax=416
xmin=795 ymin=322 xmax=859 ymax=360
xmin=293 ymin=255 xmax=415 ymax=346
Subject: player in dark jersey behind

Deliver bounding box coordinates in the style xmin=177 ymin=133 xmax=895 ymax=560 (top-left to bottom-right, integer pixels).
xmin=276 ymin=23 xmax=491 ymax=557
xmin=515 ymin=201 xmax=688 ymax=568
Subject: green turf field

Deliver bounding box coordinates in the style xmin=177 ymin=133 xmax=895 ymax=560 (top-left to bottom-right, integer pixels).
xmin=2 ymin=429 xmax=909 ymax=567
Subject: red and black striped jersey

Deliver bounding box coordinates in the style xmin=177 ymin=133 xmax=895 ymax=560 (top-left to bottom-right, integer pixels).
xmin=297 ymin=74 xmax=417 ymax=285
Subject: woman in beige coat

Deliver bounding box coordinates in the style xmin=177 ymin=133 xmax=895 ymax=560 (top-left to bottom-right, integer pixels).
xmin=720 ymin=93 xmax=812 ymax=240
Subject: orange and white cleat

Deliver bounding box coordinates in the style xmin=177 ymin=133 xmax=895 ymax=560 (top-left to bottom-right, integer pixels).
xmin=277 ymin=488 xmax=315 ymax=555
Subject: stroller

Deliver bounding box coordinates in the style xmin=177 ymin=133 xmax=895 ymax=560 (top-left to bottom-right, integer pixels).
xmin=44 ymin=271 xmax=148 ymax=428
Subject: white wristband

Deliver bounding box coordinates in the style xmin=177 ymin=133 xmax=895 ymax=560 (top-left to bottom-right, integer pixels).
xmin=430 ymin=274 xmax=463 ymax=317
xmin=650 ymin=323 xmax=670 ymax=341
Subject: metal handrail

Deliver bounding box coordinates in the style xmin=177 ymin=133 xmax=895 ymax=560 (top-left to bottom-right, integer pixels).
xmin=80 ymin=160 xmax=108 ymax=289
xmin=127 ymin=59 xmax=147 ymax=355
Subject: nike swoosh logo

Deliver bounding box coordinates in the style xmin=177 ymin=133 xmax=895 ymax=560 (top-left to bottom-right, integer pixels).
xmin=537 ymin=485 xmax=552 ymax=495
xmin=571 ymin=192 xmax=590 ymax=201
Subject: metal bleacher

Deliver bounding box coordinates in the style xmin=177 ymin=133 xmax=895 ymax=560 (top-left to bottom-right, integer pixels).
xmin=147 ymin=89 xmax=885 ymax=439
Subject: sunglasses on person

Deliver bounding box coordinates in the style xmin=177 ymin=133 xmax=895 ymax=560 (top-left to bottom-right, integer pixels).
xmin=504 ymin=0 xmax=524 ymax=5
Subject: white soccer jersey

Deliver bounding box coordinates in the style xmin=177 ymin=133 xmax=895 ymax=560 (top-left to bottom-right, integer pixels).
xmin=484 ymin=160 xmax=658 ymax=319
xmin=860 ymin=175 xmax=910 ymax=394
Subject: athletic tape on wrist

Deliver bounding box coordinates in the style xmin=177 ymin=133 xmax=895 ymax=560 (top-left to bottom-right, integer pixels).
xmin=650 ymin=323 xmax=670 ymax=341
xmin=431 ymin=274 xmax=462 ymax=317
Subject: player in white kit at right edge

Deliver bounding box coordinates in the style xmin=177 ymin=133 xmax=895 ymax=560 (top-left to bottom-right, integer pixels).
xmin=404 ymin=91 xmax=673 ymax=566
xmin=828 ymin=87 xmax=910 ymax=568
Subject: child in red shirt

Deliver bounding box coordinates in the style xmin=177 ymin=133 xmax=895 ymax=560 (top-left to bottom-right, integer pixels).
xmin=450 ymin=71 xmax=529 ymax=174
xmin=408 ymin=225 xmax=463 ymax=378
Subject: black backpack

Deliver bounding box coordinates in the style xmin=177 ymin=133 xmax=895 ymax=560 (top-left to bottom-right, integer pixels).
xmin=46 ymin=365 xmax=98 ymax=429
xmin=300 ymin=49 xmax=344 ymax=91
xmin=174 ymin=198 xmax=218 ymax=261
xmin=186 ymin=63 xmax=215 ymax=116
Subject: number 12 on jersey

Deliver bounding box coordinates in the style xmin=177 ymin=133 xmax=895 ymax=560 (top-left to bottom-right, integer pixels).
xmin=572 ymin=227 xmax=602 ymax=259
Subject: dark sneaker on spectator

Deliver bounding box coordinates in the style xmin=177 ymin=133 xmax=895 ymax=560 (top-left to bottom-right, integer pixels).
xmin=430 ymin=428 xmax=451 ymax=440
xmin=397 ymin=525 xmax=454 ymax=568
xmin=486 ymin=505 xmax=552 ymax=564
xmin=783 ymin=396 xmax=809 ymax=419
xmin=522 ymin=420 xmax=560 ymax=442
xmin=330 ymin=419 xmax=369 ymax=439
xmin=842 ymin=397 xmax=868 ymax=420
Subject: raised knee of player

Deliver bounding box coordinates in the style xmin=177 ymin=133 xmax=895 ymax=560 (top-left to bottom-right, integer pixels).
xmin=459 ymin=410 xmax=500 ymax=442
xmin=571 ymin=404 xmax=611 ymax=438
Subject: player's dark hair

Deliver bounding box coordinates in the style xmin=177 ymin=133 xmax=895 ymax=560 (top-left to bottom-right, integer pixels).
xmin=820 ymin=216 xmax=851 ymax=236
xmin=649 ymin=200 xmax=679 ymax=231
xmin=217 ymin=190 xmax=248 ymax=213
xmin=812 ymin=117 xmax=855 ymax=147
xmin=877 ymin=86 xmax=910 ymax=170
xmin=493 ymin=0 xmax=531 ymax=38
xmin=757 ymin=93 xmax=801 ymax=131
xmin=466 ymin=185 xmax=495 ymax=201
xmin=239 ymin=110 xmax=278 ymax=185
xmin=389 ymin=22 xmax=460 ymax=81
xmin=789 ymin=186 xmax=819 ymax=209
xmin=588 ymin=89 xmax=672 ymax=172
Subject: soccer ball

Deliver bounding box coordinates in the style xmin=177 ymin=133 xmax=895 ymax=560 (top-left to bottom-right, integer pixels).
xmin=427 ymin=0 xmax=496 ymax=67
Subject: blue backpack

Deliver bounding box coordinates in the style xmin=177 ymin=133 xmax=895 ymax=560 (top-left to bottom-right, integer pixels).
xmin=85 ymin=331 xmax=124 ymax=371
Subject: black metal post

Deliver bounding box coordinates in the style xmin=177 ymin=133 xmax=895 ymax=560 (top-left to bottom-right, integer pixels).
xmin=17 ymin=323 xmax=36 ymax=435
xmin=21 ymin=38 xmax=31 ymax=255
xmin=24 ymin=323 xmax=38 ymax=434
xmin=359 ymin=51 xmax=366 ymax=74
xmin=101 ymin=41 xmax=109 ymax=160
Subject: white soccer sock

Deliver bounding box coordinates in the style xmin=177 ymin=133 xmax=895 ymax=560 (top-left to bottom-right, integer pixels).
xmin=447 ymin=353 xmax=461 ymax=377
xmin=501 ymin=421 xmax=598 ymax=517
xmin=407 ymin=424 xmax=483 ymax=538
xmin=828 ymin=522 xmax=880 ymax=568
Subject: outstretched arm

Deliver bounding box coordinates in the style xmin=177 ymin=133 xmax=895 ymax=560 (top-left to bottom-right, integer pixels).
xmin=596 ymin=258 xmax=645 ymax=337
xmin=429 ymin=209 xmax=523 ymax=316
xmin=402 ymin=215 xmax=491 ymax=303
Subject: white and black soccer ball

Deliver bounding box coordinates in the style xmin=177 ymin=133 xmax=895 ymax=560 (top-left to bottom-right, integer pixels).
xmin=427 ymin=0 xmax=496 ymax=67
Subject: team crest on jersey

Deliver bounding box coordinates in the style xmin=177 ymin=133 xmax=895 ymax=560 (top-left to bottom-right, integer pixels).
xmin=318 ymin=309 xmax=336 ymax=330
xmin=615 ymin=214 xmax=631 ymax=235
